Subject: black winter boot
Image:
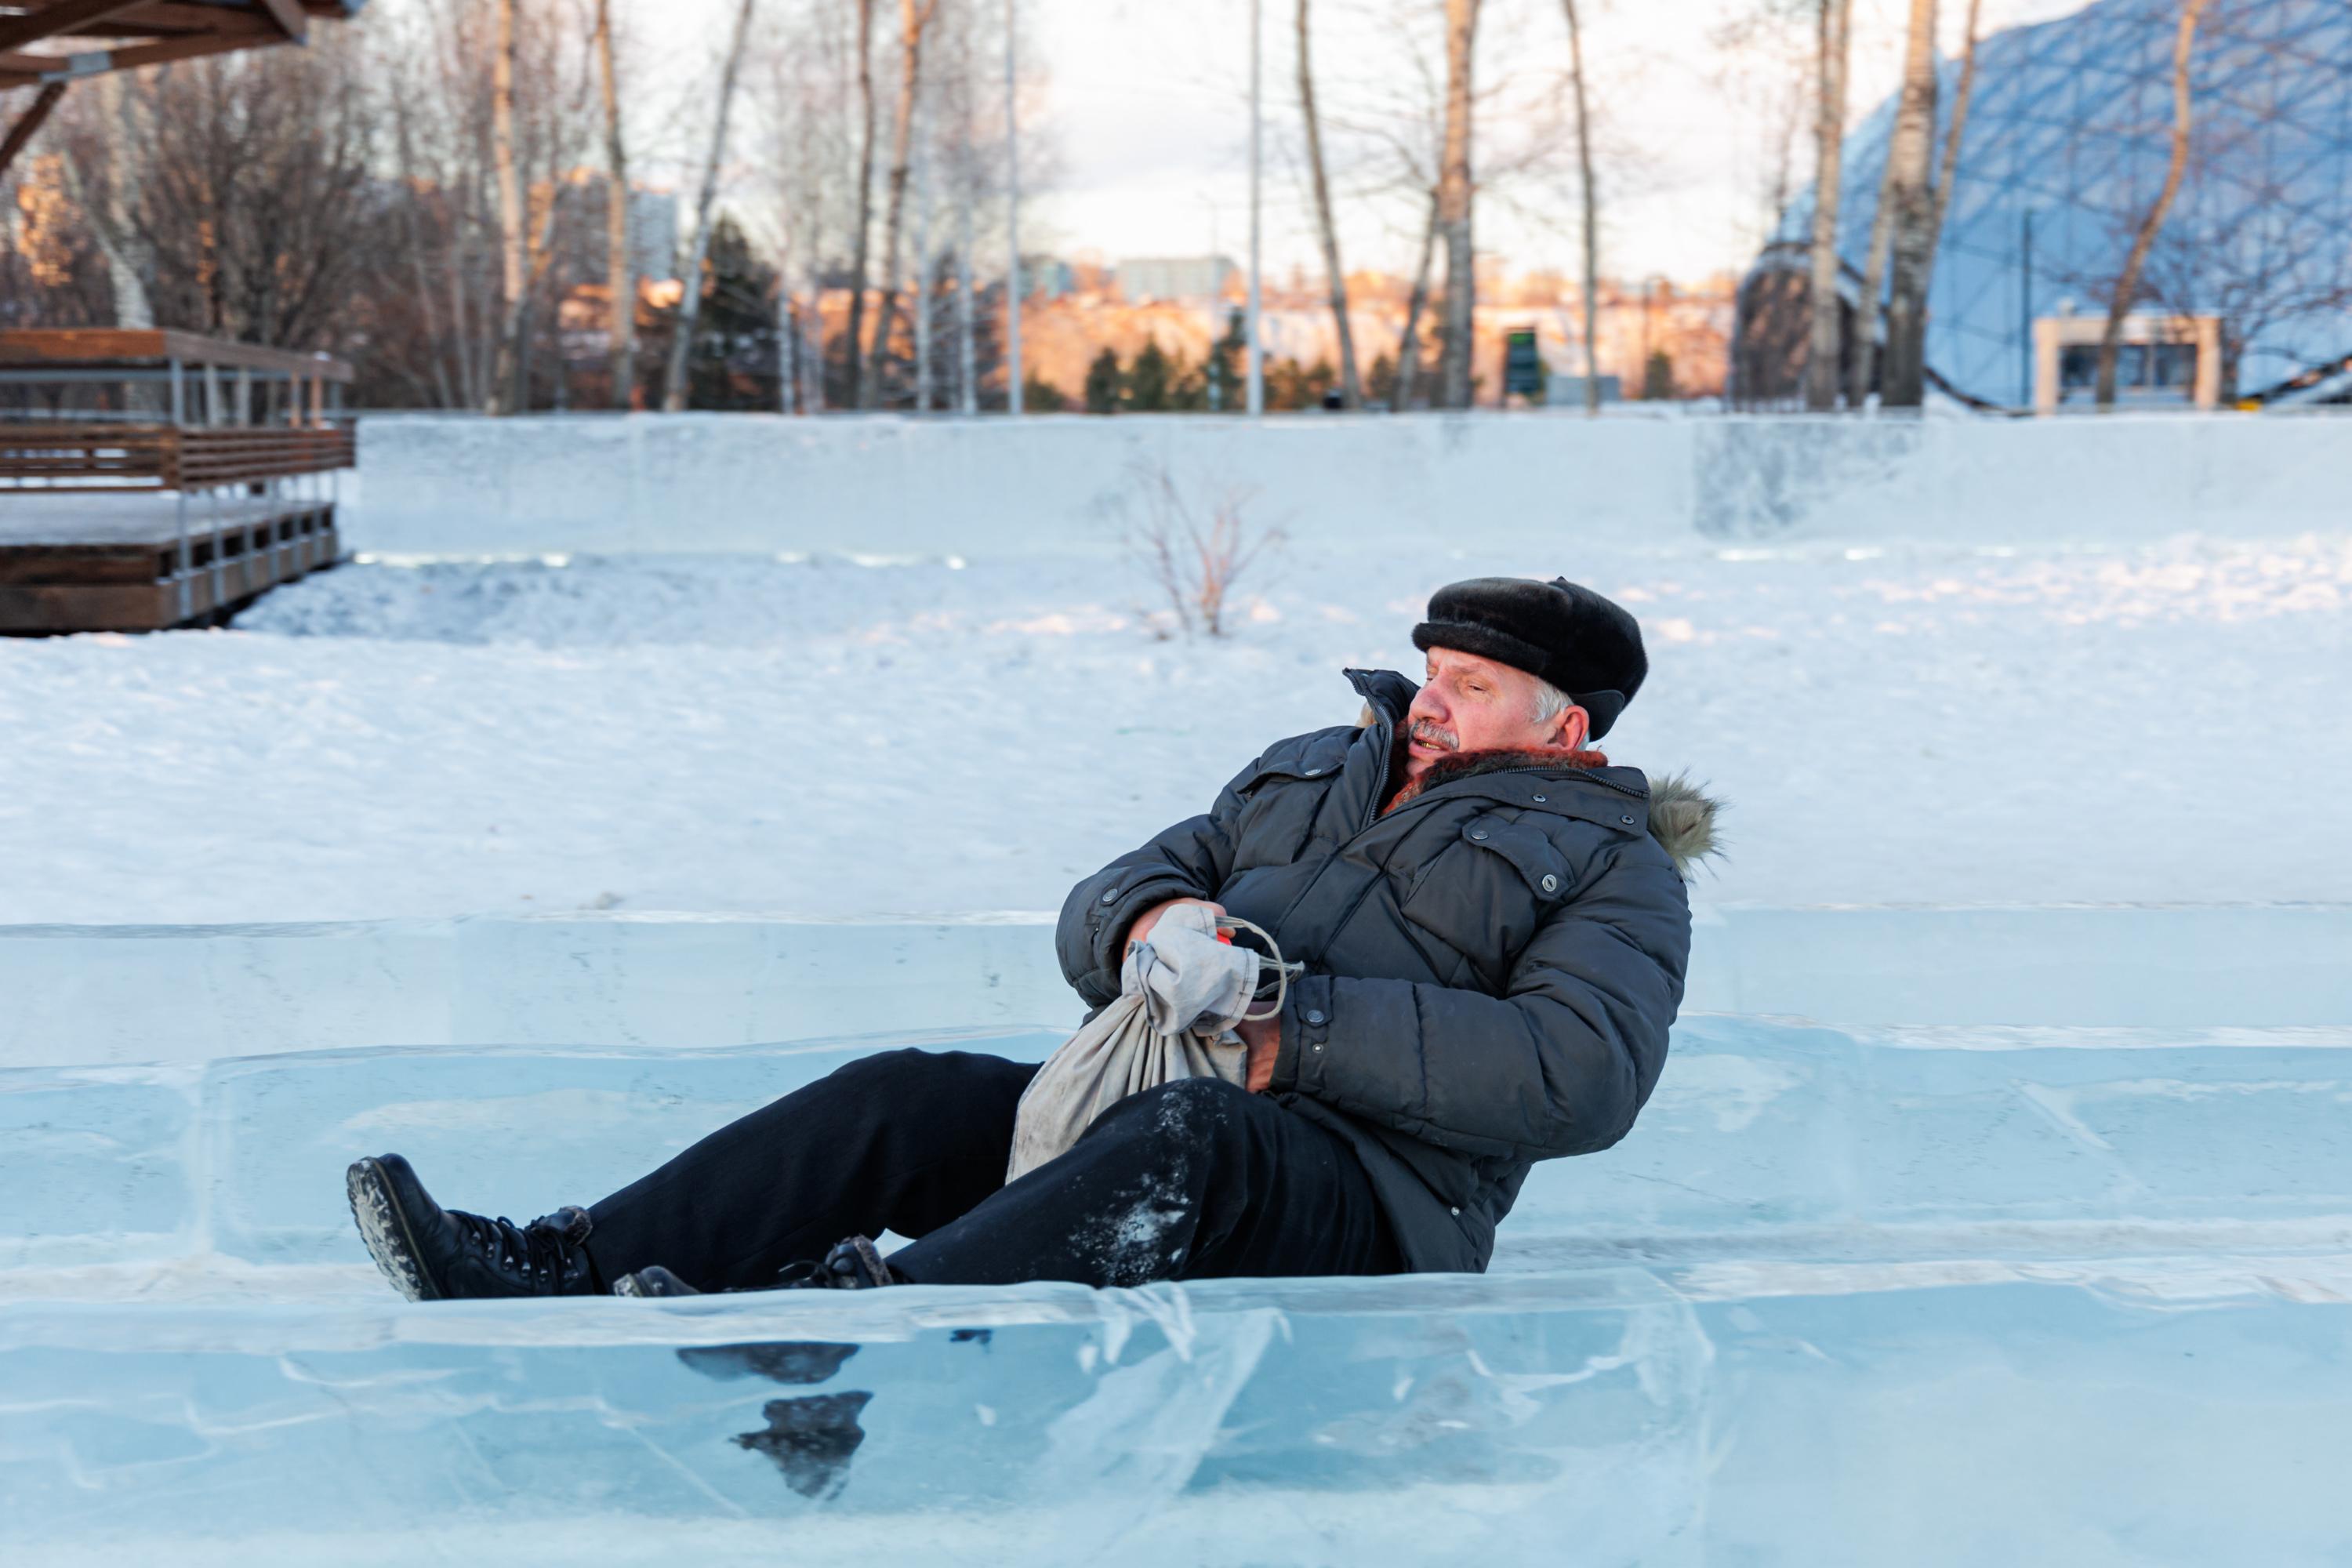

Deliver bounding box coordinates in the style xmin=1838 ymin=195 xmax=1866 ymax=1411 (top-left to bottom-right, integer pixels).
xmin=347 ymin=1153 xmax=597 ymax=1301
xmin=776 ymin=1235 xmax=906 ymax=1290
xmin=609 ymin=1236 xmax=902 ymax=1300
xmin=612 ymin=1265 xmax=699 ymax=1298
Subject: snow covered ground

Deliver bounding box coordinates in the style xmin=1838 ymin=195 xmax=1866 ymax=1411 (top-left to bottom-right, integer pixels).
xmin=7 ymin=423 xmax=2351 ymax=1566
xmin=3 ymin=528 xmax=2347 ymax=925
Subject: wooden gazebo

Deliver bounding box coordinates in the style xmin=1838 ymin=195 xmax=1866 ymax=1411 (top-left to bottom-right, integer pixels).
xmin=0 ymin=5 xmax=370 ymax=633
xmin=1 ymin=2 xmax=368 ymax=180
xmin=0 ymin=330 xmax=355 ymax=633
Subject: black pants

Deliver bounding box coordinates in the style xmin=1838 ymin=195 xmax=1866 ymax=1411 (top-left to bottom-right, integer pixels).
xmin=583 ymin=1049 xmax=1402 ymax=1291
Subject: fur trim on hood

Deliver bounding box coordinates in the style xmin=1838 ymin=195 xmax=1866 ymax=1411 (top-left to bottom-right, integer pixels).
xmin=1643 ymin=771 xmax=1724 ymax=880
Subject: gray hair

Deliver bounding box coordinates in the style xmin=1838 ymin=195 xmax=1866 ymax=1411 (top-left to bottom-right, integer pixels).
xmin=1529 ymin=678 xmax=1577 ymax=726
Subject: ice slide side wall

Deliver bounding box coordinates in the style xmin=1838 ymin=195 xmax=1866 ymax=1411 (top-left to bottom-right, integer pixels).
xmin=349 ymin=413 xmax=2352 ymax=557
xmin=5 ymin=906 xmax=2349 ymax=1067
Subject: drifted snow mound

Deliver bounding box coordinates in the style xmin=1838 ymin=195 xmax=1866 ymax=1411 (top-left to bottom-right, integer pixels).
xmin=237 ymin=554 xmax=996 ymax=648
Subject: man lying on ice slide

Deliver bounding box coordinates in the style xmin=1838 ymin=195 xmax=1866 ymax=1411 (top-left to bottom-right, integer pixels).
xmin=347 ymin=575 xmax=1719 ymax=1299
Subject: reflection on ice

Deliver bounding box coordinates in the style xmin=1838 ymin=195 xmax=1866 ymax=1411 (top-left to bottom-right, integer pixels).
xmin=0 ymin=1272 xmax=1711 ymax=1564
xmin=1 ymin=1266 xmax=2347 ymax=1565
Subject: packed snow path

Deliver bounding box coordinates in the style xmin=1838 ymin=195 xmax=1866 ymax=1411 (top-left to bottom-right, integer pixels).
xmin=3 ymin=534 xmax=2347 ymax=925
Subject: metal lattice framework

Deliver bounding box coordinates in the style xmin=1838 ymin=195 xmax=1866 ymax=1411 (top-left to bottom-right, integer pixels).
xmin=1759 ymin=0 xmax=2352 ymax=408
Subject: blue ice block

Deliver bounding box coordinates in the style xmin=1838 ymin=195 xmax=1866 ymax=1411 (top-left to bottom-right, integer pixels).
xmin=2 ymin=1265 xmax=2347 ymax=1564
xmin=6 ymin=1020 xmax=2350 ymax=1274
xmin=9 ymin=906 xmax=2350 ymax=1067
xmin=0 ymin=1272 xmax=1712 ymax=1565
xmin=199 ymin=1031 xmax=1063 ymax=1265
xmin=0 ymin=1065 xmax=196 ymax=1269
xmin=5 ymin=915 xmax=2350 ymax=1563
xmin=1693 ymin=1272 xmax=2352 ymax=1566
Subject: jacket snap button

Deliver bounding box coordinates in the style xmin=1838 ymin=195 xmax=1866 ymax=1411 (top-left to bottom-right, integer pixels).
xmin=1531 ymin=794 xmax=1545 ymax=803
xmin=1541 ymin=874 xmax=1559 ymax=893
xmin=1450 ymin=1207 xmax=1461 ymax=1217
xmin=1469 ymin=828 xmax=1488 ymax=840
xmin=1620 ymin=815 xmax=1635 ymax=826
xmin=1101 ymin=889 xmax=1119 ymax=904
xmin=1305 ymin=1009 xmax=1326 ymax=1025
xmin=1305 ymin=767 xmax=1321 ymax=776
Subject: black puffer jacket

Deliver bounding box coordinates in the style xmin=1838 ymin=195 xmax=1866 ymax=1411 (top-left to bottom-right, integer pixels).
xmin=1056 ymin=668 xmax=1715 ymax=1273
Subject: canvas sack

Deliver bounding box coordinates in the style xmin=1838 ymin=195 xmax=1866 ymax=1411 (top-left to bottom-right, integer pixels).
xmin=1007 ymin=903 xmax=1296 ymax=1181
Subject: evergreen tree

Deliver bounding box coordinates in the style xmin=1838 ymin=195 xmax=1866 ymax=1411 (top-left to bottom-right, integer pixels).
xmin=1265 ymin=356 xmax=1338 ymax=412
xmin=1206 ymin=309 xmax=1246 ymax=412
xmin=1125 ymin=339 xmax=1174 ymax=410
xmin=1167 ymin=351 xmax=1210 ymax=411
xmin=653 ymin=212 xmax=779 ymax=411
xmin=1642 ymin=350 xmax=1675 ymax=401
xmin=1083 ymin=347 xmax=1123 ymax=414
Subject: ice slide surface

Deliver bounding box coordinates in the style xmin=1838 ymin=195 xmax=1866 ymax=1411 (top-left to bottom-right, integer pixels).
xmin=3 ymin=913 xmax=2349 ymax=1566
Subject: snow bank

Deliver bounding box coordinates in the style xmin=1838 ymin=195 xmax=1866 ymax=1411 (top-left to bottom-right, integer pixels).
xmin=352 ymin=411 xmax=2352 ymax=557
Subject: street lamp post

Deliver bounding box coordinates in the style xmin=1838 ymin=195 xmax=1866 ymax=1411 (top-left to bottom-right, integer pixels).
xmin=1247 ymin=0 xmax=1264 ymax=417
xmin=1005 ymin=0 xmax=1022 ymax=417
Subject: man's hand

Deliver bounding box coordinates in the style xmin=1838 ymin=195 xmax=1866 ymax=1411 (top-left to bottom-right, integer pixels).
xmin=1236 ymin=1014 xmax=1280 ymax=1094
xmin=1124 ymin=896 xmax=1225 ymax=954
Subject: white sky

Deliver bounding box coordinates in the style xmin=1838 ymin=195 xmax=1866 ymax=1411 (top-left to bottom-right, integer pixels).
xmin=652 ymin=0 xmax=2092 ymax=285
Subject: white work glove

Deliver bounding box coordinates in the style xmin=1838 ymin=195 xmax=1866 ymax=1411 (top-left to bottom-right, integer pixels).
xmin=1120 ymin=901 xmax=1261 ymax=1037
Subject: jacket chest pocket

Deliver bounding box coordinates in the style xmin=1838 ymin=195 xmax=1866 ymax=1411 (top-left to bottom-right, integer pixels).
xmin=1229 ymin=764 xmax=1335 ymax=873
xmin=1398 ymin=815 xmax=1573 ymax=988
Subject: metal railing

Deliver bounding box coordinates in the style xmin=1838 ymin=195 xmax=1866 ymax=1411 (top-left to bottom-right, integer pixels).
xmin=0 ymin=423 xmax=354 ymax=492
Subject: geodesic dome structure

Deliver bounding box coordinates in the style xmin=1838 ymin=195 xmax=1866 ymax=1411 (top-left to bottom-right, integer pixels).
xmin=1740 ymin=0 xmax=2352 ymax=408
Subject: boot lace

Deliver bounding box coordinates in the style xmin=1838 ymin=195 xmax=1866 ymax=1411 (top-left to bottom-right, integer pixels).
xmin=454 ymin=1206 xmax=590 ymax=1291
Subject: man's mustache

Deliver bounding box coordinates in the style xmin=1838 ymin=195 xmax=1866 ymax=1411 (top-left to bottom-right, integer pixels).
xmin=1410 ymin=720 xmax=1457 ymax=750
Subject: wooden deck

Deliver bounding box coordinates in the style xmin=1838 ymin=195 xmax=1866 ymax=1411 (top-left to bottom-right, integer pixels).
xmin=2 ymin=408 xmax=354 ymax=633
xmin=0 ymin=491 xmax=341 ymax=633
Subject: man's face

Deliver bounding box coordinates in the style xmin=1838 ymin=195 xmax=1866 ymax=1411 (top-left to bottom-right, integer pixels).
xmin=1402 ymin=647 xmax=1588 ymax=782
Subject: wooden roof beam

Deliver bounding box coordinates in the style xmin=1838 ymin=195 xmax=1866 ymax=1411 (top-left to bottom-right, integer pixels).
xmin=0 ymin=78 xmax=64 ymax=180
xmin=1 ymin=27 xmax=292 ymax=85
xmin=254 ymin=0 xmax=307 ymax=43
xmin=45 ymin=5 xmax=280 ymax=41
xmin=0 ymin=47 xmax=105 ymax=89
xmin=0 ymin=1 xmax=147 ymax=56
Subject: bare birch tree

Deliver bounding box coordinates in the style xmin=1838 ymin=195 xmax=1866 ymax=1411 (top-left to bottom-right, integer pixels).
xmin=1436 ymin=0 xmax=1481 ymax=409
xmin=593 ymin=0 xmax=634 ymax=410
xmin=1393 ymin=192 xmax=1439 ymax=410
xmin=844 ymin=0 xmax=880 ymax=408
xmin=1848 ymin=212 xmax=1893 ymax=400
xmin=912 ymin=113 xmax=938 ymax=412
xmin=2097 ymin=0 xmax=2207 ymax=408
xmin=1298 ymin=0 xmax=1361 ymax=408
xmin=64 ymin=74 xmax=157 ymax=331
xmin=1803 ymin=0 xmax=1850 ymax=411
xmin=1879 ymin=0 xmax=1940 ymax=408
xmin=867 ymin=0 xmax=942 ymax=405
xmin=955 ymin=28 xmax=980 ymax=416
xmin=663 ymin=0 xmax=760 ymax=413
xmin=488 ymin=0 xmax=528 ymax=415
xmin=1561 ymin=0 xmax=1601 ymax=415
xmin=1920 ymin=0 xmax=1981 ymax=303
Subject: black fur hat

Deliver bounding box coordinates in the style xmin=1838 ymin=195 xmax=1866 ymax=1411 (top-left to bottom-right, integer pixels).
xmin=1411 ymin=576 xmax=1649 ymax=738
